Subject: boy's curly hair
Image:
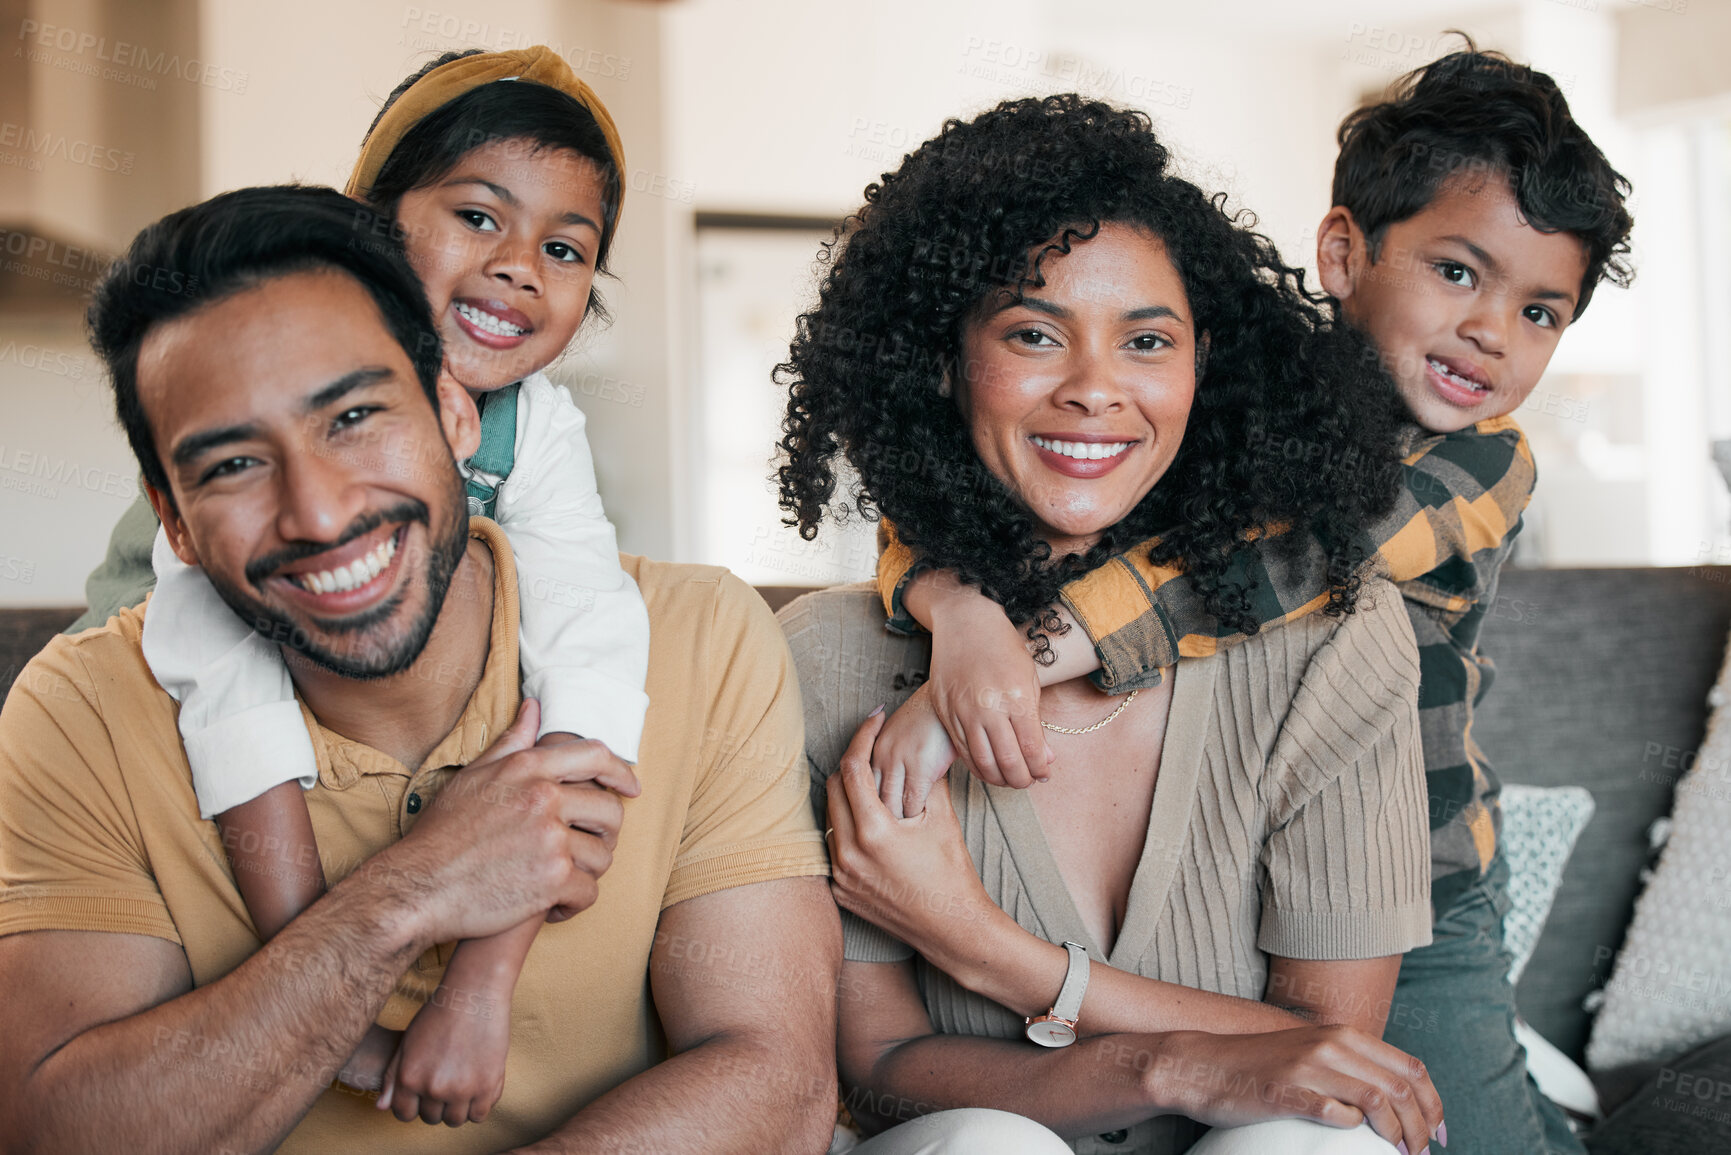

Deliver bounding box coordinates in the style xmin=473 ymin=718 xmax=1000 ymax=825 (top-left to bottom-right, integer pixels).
xmin=776 ymin=95 xmax=1408 ymax=640
xmin=1335 ymin=37 xmax=1634 ymax=317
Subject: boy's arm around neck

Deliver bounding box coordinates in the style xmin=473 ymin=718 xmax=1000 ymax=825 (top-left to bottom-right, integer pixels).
xmin=1059 ymin=417 xmax=1537 ymax=690
xmin=877 ymin=519 xmax=1101 ymax=682
xmin=871 ymin=416 xmax=1534 ymax=693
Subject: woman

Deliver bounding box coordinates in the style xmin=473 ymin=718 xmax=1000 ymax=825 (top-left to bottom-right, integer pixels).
xmin=777 ymin=96 xmax=1445 ymax=1155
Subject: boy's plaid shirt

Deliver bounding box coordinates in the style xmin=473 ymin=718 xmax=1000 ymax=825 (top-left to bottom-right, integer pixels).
xmin=878 ymin=415 xmax=1536 ymax=920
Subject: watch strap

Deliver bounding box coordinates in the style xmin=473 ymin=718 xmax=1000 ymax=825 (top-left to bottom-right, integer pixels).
xmin=1053 ymin=940 xmax=1090 ymax=1022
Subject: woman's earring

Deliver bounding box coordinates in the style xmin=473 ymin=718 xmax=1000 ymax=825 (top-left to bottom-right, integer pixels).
xmin=937 ymin=373 xmax=953 ymax=399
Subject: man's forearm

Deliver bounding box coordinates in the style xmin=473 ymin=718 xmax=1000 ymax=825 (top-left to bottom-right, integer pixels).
xmin=514 ymin=1032 xmax=837 ymax=1155
xmin=19 ymin=862 xmax=429 ymax=1152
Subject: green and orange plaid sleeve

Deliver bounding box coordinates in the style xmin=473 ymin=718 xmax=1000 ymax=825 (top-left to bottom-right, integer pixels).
xmin=875 ymin=416 xmax=1536 ymax=692
xmin=876 ymin=521 xmax=926 ymax=635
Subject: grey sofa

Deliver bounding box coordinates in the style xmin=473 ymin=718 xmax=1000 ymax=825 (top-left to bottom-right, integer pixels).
xmin=1478 ymin=566 xmax=1731 ymax=1068
xmin=4 ymin=565 xmax=1730 ymax=1076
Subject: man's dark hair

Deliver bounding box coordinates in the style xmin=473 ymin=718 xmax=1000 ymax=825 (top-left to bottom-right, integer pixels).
xmin=365 ymin=49 xmax=622 ymax=324
xmin=87 ymin=184 xmax=444 ymax=502
xmin=1333 ymin=37 xmax=1634 ymax=317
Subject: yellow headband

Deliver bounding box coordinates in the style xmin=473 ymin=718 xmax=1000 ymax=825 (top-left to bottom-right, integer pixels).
xmin=345 ymin=46 xmax=625 ymax=231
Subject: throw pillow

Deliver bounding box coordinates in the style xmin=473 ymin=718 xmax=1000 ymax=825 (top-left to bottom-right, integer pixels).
xmin=1586 ymin=636 xmax=1731 ymax=1070
xmin=1501 ymin=783 xmax=1597 ymax=985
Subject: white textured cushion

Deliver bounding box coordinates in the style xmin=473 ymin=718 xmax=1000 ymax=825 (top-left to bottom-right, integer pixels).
xmin=1498 ymin=784 xmax=1602 ymax=1120
xmin=1501 ymin=783 xmax=1595 ymax=985
xmin=1516 ymin=1018 xmax=1601 ymax=1120
xmin=1586 ymin=637 xmax=1731 ymax=1070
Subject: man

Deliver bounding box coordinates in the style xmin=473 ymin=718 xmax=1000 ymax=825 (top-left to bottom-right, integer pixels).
xmin=0 ymin=185 xmax=840 ymax=1154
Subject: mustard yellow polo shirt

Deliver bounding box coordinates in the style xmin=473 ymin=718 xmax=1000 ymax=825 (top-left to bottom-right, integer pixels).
xmin=0 ymin=519 xmax=827 ymax=1153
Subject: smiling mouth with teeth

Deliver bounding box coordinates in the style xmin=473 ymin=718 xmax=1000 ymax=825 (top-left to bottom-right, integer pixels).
xmin=289 ymin=533 xmax=398 ymax=595
xmin=1030 ymin=435 xmax=1134 ymax=461
xmin=454 ymin=301 xmax=526 ymax=338
xmin=1427 ymin=357 xmax=1490 ymax=393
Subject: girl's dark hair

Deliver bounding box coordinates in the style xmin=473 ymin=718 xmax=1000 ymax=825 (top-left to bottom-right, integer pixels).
xmin=1334 ymin=36 xmax=1634 ymax=318
xmin=89 ymin=185 xmax=442 ymax=504
xmin=777 ymin=95 xmax=1407 ymax=642
xmin=364 ymin=49 xmax=623 ymax=323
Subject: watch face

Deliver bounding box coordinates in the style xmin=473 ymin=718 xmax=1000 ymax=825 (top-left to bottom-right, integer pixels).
xmin=1025 ymin=1019 xmax=1077 ymax=1048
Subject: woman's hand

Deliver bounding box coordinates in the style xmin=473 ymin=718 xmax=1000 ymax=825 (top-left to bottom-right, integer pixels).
xmin=827 ymin=709 xmax=1004 ymax=961
xmin=908 ymin=572 xmax=1054 ymax=790
xmin=871 ymin=682 xmax=957 ymax=818
xmin=1149 ymin=1027 xmax=1445 ymax=1154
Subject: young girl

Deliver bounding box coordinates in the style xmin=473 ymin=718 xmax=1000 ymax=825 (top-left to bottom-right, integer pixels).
xmin=136 ymin=46 xmax=647 ymax=1126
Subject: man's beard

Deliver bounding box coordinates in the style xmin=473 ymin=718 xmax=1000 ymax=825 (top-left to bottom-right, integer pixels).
xmin=207 ymin=479 xmax=472 ymax=680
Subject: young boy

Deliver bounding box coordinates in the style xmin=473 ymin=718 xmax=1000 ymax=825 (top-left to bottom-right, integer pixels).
xmin=875 ymin=46 xmax=1632 ymax=1154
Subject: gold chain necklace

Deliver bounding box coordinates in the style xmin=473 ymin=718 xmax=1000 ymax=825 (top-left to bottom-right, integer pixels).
xmin=1040 ymin=689 xmax=1139 ymax=735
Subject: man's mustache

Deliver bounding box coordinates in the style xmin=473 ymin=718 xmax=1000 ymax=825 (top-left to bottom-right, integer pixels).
xmin=244 ymin=500 xmax=430 ymax=588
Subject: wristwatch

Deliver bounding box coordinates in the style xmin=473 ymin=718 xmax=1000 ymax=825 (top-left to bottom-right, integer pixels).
xmin=1024 ymin=940 xmax=1089 ymax=1047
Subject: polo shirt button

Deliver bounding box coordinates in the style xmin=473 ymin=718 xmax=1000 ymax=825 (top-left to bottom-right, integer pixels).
xmin=406 ymin=792 xmax=422 ymax=814
xmin=1099 ymin=1130 xmax=1129 ymax=1144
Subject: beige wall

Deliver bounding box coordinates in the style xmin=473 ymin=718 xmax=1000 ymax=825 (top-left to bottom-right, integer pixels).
xmin=1 ymin=0 xmax=205 ymax=608
xmin=195 ymin=0 xmax=689 ymax=560
xmin=2 ymin=0 xmax=202 ymax=254
xmin=0 ymin=313 xmax=136 ymax=605
xmin=0 ymin=0 xmax=697 ymax=605
xmin=2 ymin=0 xmax=1729 ymax=604
xmin=1618 ymin=0 xmax=1731 ymax=116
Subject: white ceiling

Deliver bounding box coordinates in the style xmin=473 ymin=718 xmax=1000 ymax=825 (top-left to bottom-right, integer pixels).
xmin=1050 ymin=0 xmax=1515 ymax=39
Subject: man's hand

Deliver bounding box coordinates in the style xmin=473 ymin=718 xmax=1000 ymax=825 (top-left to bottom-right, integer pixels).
xmin=906 ymin=571 xmax=1053 ymax=791
xmin=872 ymin=683 xmax=957 ymax=817
xmin=385 ymin=698 xmax=641 ymax=943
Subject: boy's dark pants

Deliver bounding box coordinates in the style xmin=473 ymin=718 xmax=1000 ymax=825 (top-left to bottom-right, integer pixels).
xmin=1384 ymin=854 xmax=1583 ymax=1154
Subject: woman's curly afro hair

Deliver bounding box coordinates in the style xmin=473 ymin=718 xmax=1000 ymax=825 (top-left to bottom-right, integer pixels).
xmin=777 ymin=95 xmax=1407 ymax=639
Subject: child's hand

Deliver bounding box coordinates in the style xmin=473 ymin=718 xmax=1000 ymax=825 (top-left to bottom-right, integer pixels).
xmin=377 ymin=983 xmax=511 ymax=1126
xmin=923 ymin=590 xmax=1054 ymax=791
xmin=336 ymin=1022 xmax=401 ymax=1094
xmin=872 ymin=683 xmax=956 ymax=818
xmin=537 ymin=730 xmax=582 ymax=747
